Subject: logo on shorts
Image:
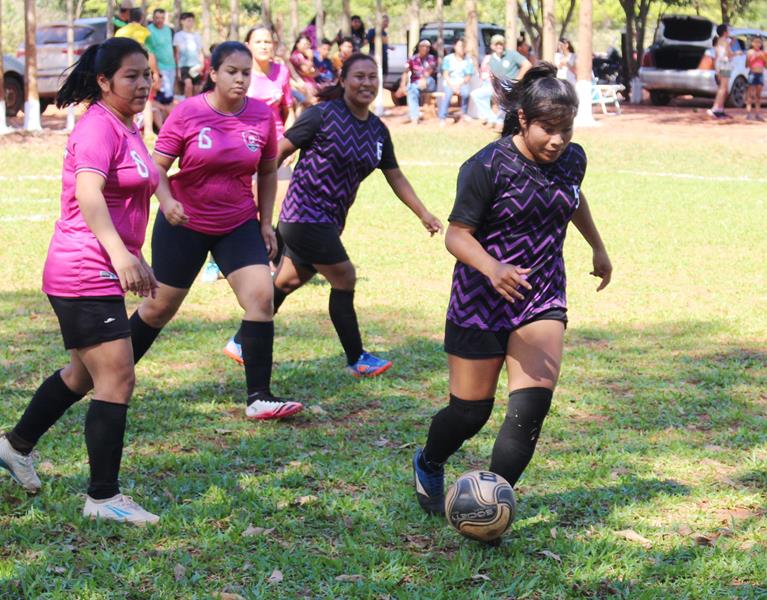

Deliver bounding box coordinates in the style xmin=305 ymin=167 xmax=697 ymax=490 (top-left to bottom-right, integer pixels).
xmin=242 ymin=130 xmax=262 ymax=152
xmin=104 ymin=317 xmax=116 ymax=324
xmin=99 ymin=270 xmax=118 ymax=280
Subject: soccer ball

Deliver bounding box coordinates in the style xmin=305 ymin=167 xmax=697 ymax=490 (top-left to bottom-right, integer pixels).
xmin=445 ymin=470 xmax=516 ymax=542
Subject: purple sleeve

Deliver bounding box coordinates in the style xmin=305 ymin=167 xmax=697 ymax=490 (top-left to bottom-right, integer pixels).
xmin=154 ymin=103 xmax=185 ymax=158
xmin=72 ymin=118 xmax=118 ymax=178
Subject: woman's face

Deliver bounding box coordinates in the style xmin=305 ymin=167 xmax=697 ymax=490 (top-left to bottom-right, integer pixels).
xmin=249 ymin=28 xmax=274 ymax=62
xmin=340 ymin=40 xmax=353 ymax=56
xmin=753 ymin=37 xmax=763 ymax=50
xmin=454 ymin=40 xmax=465 ymax=57
xmin=518 ymin=111 xmax=574 ymax=164
xmin=210 ymin=51 xmax=252 ymax=102
xmin=297 ymin=37 xmax=311 ymax=53
xmin=351 ymin=17 xmax=362 ymax=31
xmin=343 ymin=59 xmax=378 ymax=108
xmin=98 ymin=52 xmax=152 ymax=116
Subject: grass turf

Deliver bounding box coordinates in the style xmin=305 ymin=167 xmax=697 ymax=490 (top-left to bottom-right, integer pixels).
xmin=0 ymin=122 xmax=765 ymax=599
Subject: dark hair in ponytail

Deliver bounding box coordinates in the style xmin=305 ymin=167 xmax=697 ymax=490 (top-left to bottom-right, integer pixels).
xmin=55 ymin=37 xmax=147 ymax=108
xmin=494 ymin=62 xmax=578 ymax=137
xmin=201 ymin=41 xmax=252 ymax=92
xmin=316 ymin=53 xmax=377 ymax=102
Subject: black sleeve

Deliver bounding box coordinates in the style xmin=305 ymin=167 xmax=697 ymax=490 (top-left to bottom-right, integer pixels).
xmin=378 ymin=127 xmax=399 ymax=170
xmin=448 ymin=156 xmax=495 ymax=228
xmin=284 ymin=105 xmax=323 ymax=149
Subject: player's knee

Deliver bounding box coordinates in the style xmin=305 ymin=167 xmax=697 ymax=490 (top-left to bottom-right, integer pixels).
xmin=139 ymin=298 xmax=179 ymax=328
xmin=242 ymin=286 xmax=273 ymax=315
xmin=444 ymin=394 xmax=495 ymax=439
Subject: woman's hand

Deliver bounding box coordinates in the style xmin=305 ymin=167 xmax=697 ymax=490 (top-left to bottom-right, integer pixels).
xmin=161 ymin=197 xmax=189 ymax=226
xmin=421 ymin=212 xmax=444 ymax=236
xmin=261 ymin=223 xmax=278 ymax=260
xmin=139 ymin=254 xmax=159 ymax=298
xmin=113 ymin=249 xmax=155 ymax=297
xmin=488 ymin=262 xmax=532 ymax=303
xmin=591 ymin=247 xmax=612 ymax=291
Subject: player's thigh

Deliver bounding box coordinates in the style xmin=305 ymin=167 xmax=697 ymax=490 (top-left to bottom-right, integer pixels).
xmin=505 ymin=319 xmax=565 ymax=392
xmin=150 ymin=210 xmax=212 ymax=289
xmin=315 ymin=260 xmax=356 ymax=291
xmin=448 ymin=354 xmax=505 ymax=400
xmin=76 ymin=337 xmax=135 ymax=404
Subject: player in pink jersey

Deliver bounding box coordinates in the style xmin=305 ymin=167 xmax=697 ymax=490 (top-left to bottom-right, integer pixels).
xmin=127 ymin=42 xmax=303 ymax=421
xmin=0 ymin=38 xmax=163 ymax=525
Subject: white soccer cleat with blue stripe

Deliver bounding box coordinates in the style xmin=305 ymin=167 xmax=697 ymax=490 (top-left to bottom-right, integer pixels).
xmin=83 ymin=494 xmax=160 ymax=525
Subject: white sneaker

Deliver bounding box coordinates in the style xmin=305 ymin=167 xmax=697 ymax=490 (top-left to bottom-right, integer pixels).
xmin=245 ymin=391 xmax=303 ymax=420
xmin=0 ymin=435 xmax=41 ymax=493
xmin=83 ymin=494 xmax=160 ymax=526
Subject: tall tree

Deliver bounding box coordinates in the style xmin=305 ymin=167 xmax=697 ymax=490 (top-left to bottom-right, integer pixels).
xmin=542 ymin=0 xmax=556 ymax=61
xmin=408 ymin=0 xmax=420 ymax=53
xmin=315 ymin=0 xmax=324 ymax=42
xmin=342 ymin=0 xmax=351 ymax=37
xmin=201 ymin=0 xmax=211 ymax=50
xmin=0 ymin=0 xmax=7 ymax=131
xmin=505 ymin=0 xmax=518 ymax=52
xmin=262 ymin=0 xmax=272 ymax=29
xmin=229 ymin=0 xmax=238 ymax=39
xmin=107 ymin=0 xmax=114 ymax=37
xmin=574 ymin=0 xmax=595 ymax=125
xmin=436 ymin=0 xmax=444 ymax=60
xmin=465 ymin=0 xmax=479 ymax=64
xmin=174 ymin=0 xmax=183 ymax=31
xmin=618 ymin=0 xmax=655 ymax=78
xmin=290 ymin=0 xmax=299 ymax=43
xmin=517 ymin=0 xmax=577 ymax=55
xmin=24 ymin=0 xmax=41 ymax=130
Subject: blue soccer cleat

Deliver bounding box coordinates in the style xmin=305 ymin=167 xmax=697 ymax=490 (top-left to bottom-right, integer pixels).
xmin=413 ymin=448 xmax=445 ymax=515
xmin=346 ymin=351 xmax=392 ymax=378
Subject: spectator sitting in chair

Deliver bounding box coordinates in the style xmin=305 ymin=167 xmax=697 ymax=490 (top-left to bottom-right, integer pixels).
xmin=398 ymin=39 xmax=438 ymax=125
xmin=439 ymin=38 xmax=474 ymax=125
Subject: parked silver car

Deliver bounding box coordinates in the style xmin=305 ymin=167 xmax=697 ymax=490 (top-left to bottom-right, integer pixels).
xmin=640 ymin=15 xmax=764 ymax=108
xmin=10 ymin=17 xmax=107 ymax=115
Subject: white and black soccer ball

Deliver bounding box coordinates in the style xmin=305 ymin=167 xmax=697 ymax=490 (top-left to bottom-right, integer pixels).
xmin=445 ymin=470 xmax=516 ymax=542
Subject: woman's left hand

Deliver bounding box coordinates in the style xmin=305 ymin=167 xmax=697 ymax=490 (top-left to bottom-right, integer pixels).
xmin=591 ymin=247 xmax=612 ymax=291
xmin=261 ymin=223 xmax=278 ymax=260
xmin=421 ymin=212 xmax=444 ymax=236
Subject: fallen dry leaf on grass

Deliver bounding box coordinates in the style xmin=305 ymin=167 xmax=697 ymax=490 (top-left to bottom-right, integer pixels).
xmin=268 ymin=569 xmax=283 ymax=584
xmin=309 ymin=405 xmax=328 ymax=416
xmin=615 ymin=529 xmax=652 ymax=548
xmin=471 ymin=573 xmax=492 ymax=582
xmin=242 ymin=525 xmax=275 ymax=537
xmin=537 ymin=550 xmax=562 ymax=563
xmin=335 ymin=574 xmax=364 ymax=582
xmin=692 ymin=533 xmax=716 ymax=546
xmin=373 ymin=437 xmax=390 ymax=448
xmin=676 ymin=524 xmax=692 ymax=537
xmin=295 ymin=495 xmax=318 ymax=506
xmin=550 ymin=527 xmax=558 ymax=539
xmin=173 ymin=564 xmax=186 ymax=581
xmin=212 ymin=593 xmax=245 ymax=600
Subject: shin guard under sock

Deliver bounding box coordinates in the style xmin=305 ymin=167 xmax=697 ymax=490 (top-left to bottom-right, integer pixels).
xmin=130 ymin=311 xmax=162 ymax=363
xmin=8 ymin=370 xmax=85 ymax=454
xmin=240 ymin=320 xmax=274 ymax=396
xmin=489 ymin=387 xmax=553 ymax=486
xmin=328 ymin=289 xmax=363 ymax=365
xmin=85 ymin=400 xmax=127 ymax=500
xmin=423 ymin=395 xmax=495 ymax=467
xmin=234 ymin=285 xmax=287 ymax=346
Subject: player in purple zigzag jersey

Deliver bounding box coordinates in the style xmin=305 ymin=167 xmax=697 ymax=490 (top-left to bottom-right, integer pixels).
xmin=413 ymin=63 xmax=613 ymax=515
xmin=224 ymin=53 xmax=444 ymax=378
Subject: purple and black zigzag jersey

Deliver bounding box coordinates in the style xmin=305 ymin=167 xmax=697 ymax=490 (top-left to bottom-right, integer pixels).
xmin=279 ymin=99 xmax=398 ymax=231
xmin=446 ymin=137 xmax=587 ymax=331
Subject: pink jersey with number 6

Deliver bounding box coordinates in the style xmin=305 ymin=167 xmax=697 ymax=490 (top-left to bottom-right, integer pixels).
xmin=42 ymin=102 xmax=159 ymax=298
xmin=153 ymin=93 xmax=278 ymax=235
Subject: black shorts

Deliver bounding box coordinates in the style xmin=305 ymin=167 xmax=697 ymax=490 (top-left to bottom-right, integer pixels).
xmin=151 ymin=211 xmax=269 ymax=289
xmin=48 ymin=295 xmax=130 ymax=350
xmin=444 ymin=309 xmax=568 ymax=359
xmin=180 ymin=66 xmax=202 ymax=85
xmin=277 ymin=221 xmax=349 ymax=273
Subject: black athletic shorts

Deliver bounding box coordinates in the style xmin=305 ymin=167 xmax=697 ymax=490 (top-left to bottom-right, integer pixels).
xmin=277 ymin=221 xmax=349 ymax=273
xmin=48 ymin=295 xmax=130 ymax=350
xmin=151 ymin=211 xmax=269 ymax=289
xmin=444 ymin=308 xmax=568 ymax=359
xmin=180 ymin=66 xmax=202 ymax=85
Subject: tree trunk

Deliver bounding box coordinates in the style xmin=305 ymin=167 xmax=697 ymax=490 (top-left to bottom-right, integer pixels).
xmin=174 ymin=0 xmax=183 ymax=31
xmin=465 ymin=0 xmax=479 ymax=65
xmin=436 ymin=0 xmax=444 ymax=60
xmin=229 ymin=0 xmax=238 ymax=40
xmin=107 ymin=0 xmax=114 ymax=37
xmin=720 ymin=0 xmax=730 ymax=24
xmin=505 ymin=0 xmax=518 ymax=52
xmin=262 ymin=0 xmax=272 ymax=29
xmin=636 ymin=0 xmax=652 ymax=73
xmin=141 ymin=0 xmax=148 ymax=18
xmin=201 ymin=0 xmax=211 ymax=51
xmin=542 ymin=0 xmax=556 ymax=62
xmin=66 ymin=0 xmax=76 ymax=131
xmin=290 ymin=0 xmax=299 ymax=44
xmin=24 ymin=0 xmax=41 ymax=130
xmin=374 ymin=0 xmax=384 ymax=115
xmin=315 ymin=0 xmax=324 ymax=44
xmin=558 ymin=0 xmax=577 ymax=40
xmin=341 ymin=0 xmax=351 ymax=37
xmin=574 ymin=0 xmax=595 ymax=125
xmin=408 ymin=0 xmax=420 ymax=54
xmin=0 ymin=0 xmax=7 ymax=129
xmin=75 ymin=0 xmax=85 ymax=20
xmin=620 ymin=0 xmax=637 ymax=79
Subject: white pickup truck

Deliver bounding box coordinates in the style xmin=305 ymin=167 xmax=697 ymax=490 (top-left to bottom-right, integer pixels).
xmin=639 ymin=15 xmax=765 ymax=108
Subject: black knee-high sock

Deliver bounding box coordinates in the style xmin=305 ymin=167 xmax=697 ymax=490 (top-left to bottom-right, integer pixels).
xmin=240 ymin=320 xmax=274 ymax=397
xmin=7 ymin=370 xmax=85 ymax=455
xmin=233 ymin=285 xmax=288 ymax=346
xmin=422 ymin=395 xmax=495 ymax=468
xmin=130 ymin=311 xmax=162 ymax=363
xmin=490 ymin=387 xmax=553 ymax=486
xmin=328 ymin=288 xmax=363 ymax=365
xmin=84 ymin=400 xmax=127 ymax=500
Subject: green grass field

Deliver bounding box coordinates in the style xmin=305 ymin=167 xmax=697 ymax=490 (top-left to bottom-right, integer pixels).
xmin=0 ymin=120 xmax=766 ymax=599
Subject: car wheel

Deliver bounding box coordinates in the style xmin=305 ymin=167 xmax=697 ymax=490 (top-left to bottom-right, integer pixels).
xmin=649 ymin=91 xmax=672 ymax=106
xmin=726 ymin=76 xmax=747 ymax=109
xmin=3 ymin=74 xmax=23 ymax=117
xmin=40 ymin=97 xmax=53 ymax=114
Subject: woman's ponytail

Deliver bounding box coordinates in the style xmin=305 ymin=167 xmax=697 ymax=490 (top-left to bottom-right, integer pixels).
xmin=493 ymin=61 xmax=577 ymax=137
xmin=56 ymin=37 xmax=147 ymax=108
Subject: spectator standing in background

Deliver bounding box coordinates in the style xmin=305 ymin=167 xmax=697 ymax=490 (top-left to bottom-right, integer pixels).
xmin=746 ymin=35 xmax=765 ymax=121
xmin=399 ymin=39 xmax=437 ymax=125
xmin=366 ymin=15 xmax=390 ymax=76
xmin=147 ymin=9 xmax=176 ymax=104
xmin=554 ymin=38 xmax=577 ymax=86
xmin=114 ymin=8 xmax=151 ymax=46
xmin=336 ymin=16 xmax=366 ymax=53
xmin=439 ymin=38 xmax=475 ymax=125
xmin=174 ymin=13 xmax=205 ymax=98
xmin=314 ymin=39 xmax=337 ymax=86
